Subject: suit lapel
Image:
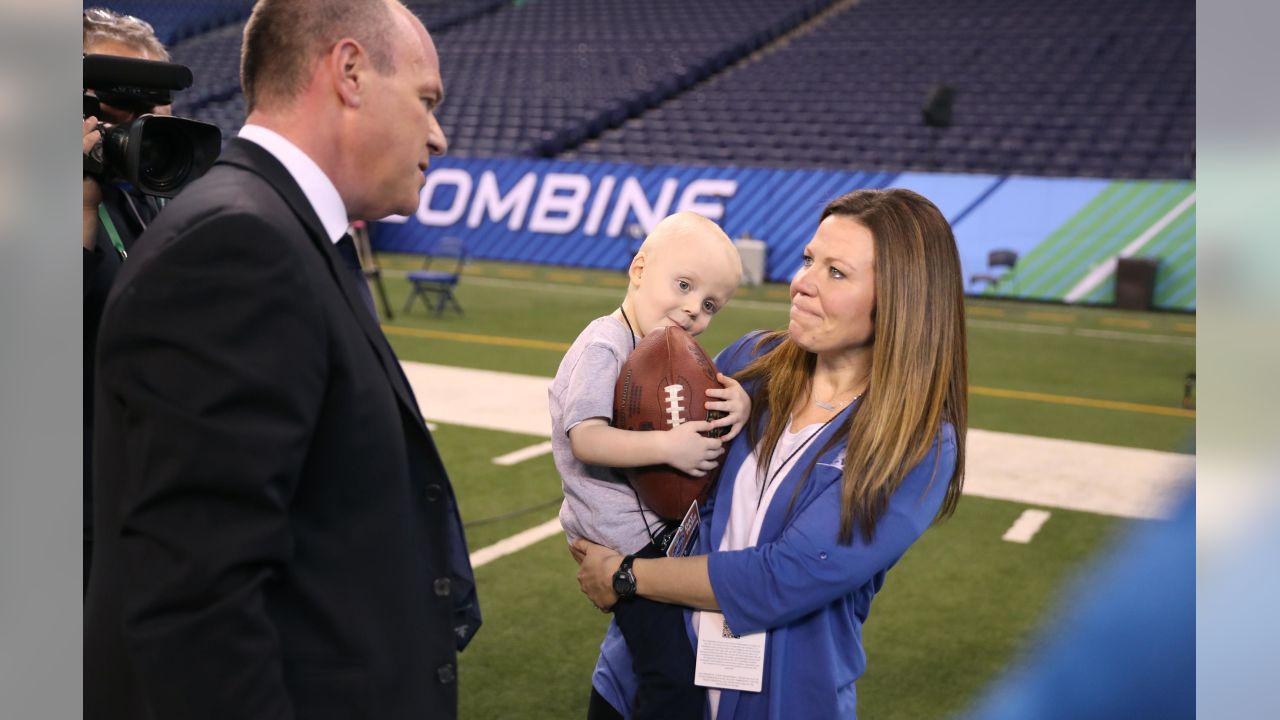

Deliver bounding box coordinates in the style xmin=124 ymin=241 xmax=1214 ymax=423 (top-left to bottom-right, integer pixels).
xmin=215 ymin=139 xmax=428 ymax=431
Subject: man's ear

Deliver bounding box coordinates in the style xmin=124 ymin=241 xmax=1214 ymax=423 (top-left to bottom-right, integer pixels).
xmin=331 ymin=39 xmax=366 ymax=108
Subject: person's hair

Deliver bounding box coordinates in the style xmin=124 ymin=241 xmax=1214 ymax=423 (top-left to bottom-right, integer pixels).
xmin=83 ymin=7 xmax=169 ymax=60
xmin=736 ymin=188 xmax=968 ymax=544
xmin=240 ymin=0 xmax=402 ymax=113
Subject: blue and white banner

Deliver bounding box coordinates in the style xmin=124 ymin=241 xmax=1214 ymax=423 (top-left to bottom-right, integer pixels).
xmin=372 ymin=157 xmax=1196 ymax=309
xmin=372 ymin=157 xmax=901 ymax=282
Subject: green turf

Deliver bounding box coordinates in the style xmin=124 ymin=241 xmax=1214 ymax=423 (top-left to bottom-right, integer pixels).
xmin=458 ymin=537 xmax=611 ymax=720
xmin=429 ymin=423 xmax=562 ymax=550
xmin=856 ymin=498 xmax=1122 ymax=719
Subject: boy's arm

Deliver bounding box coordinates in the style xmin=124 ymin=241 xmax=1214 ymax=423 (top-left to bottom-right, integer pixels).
xmin=569 ymin=418 xmax=723 ymax=477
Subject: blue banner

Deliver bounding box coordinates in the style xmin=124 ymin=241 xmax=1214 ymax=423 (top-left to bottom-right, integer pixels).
xmin=372 ymin=157 xmax=901 ymax=282
xmin=372 ymin=157 xmax=1195 ymax=309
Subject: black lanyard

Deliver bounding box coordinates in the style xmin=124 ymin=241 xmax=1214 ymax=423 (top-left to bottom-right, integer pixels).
xmin=756 ymin=414 xmax=838 ymax=510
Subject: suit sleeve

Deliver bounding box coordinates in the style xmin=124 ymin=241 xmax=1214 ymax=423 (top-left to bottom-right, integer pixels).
xmin=96 ymin=211 xmax=328 ymax=720
xmin=707 ymin=429 xmax=957 ymax=634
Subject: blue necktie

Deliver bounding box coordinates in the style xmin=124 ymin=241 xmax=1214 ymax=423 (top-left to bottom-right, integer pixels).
xmin=335 ymin=233 xmax=377 ymax=320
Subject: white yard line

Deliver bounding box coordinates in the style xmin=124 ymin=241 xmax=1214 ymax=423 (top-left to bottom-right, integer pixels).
xmin=493 ymin=440 xmax=555 ymax=466
xmin=1002 ymin=509 xmax=1052 ymax=543
xmin=1063 ymin=192 xmax=1197 ymax=303
xmin=469 ymin=517 xmax=563 ymax=568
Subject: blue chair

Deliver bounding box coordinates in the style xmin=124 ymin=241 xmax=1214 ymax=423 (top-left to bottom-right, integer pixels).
xmin=404 ymin=236 xmax=466 ymax=316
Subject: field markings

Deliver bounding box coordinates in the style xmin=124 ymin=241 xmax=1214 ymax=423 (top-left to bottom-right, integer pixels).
xmin=967 ymin=319 xmax=1068 ymax=336
xmin=1102 ymin=317 xmax=1152 ymax=329
xmin=384 ymin=324 xmax=571 ymax=352
xmin=402 ymin=362 xmax=1195 ymax=522
xmin=970 ymin=385 xmax=1195 ymax=418
xmin=381 ymin=272 xmax=1193 ymax=345
xmin=967 ymin=306 xmax=1007 ymax=317
xmin=1073 ymin=328 xmax=1194 ymax=345
xmin=1025 ymin=311 xmax=1075 ymax=323
xmin=470 ymin=517 xmax=563 ymax=568
xmin=390 ymin=326 xmax=1190 ymax=418
xmin=1002 ymin=509 xmax=1052 ymax=543
xmin=494 ymin=441 xmax=555 ymax=466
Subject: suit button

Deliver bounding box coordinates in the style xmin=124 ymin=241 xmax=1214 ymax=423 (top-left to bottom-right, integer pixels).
xmin=437 ymin=663 xmax=456 ymax=684
xmin=425 ymin=484 xmax=443 ymax=502
xmin=434 ymin=578 xmax=452 ymax=597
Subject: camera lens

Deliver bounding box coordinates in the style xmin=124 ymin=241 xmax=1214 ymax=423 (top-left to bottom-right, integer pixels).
xmin=138 ymin=123 xmax=193 ymax=193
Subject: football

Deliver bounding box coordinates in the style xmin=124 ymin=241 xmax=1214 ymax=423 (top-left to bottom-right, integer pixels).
xmin=613 ymin=326 xmax=728 ymax=520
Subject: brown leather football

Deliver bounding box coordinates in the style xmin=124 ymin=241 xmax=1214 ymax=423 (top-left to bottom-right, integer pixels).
xmin=614 ymin=326 xmax=727 ymax=520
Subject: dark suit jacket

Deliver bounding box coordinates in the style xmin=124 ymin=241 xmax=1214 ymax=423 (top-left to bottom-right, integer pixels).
xmin=85 ymin=139 xmax=480 ymax=720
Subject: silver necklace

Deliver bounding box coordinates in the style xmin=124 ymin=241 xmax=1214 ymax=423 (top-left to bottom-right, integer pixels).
xmin=813 ymin=391 xmax=863 ymax=412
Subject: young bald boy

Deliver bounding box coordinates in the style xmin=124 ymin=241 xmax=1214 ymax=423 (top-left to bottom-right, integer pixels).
xmin=550 ymin=212 xmax=749 ymax=720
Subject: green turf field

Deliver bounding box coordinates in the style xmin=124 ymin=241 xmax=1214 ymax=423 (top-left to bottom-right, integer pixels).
xmin=374 ymin=254 xmax=1195 ymax=719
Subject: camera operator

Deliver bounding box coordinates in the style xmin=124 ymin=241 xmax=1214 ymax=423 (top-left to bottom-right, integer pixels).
xmin=81 ymin=8 xmax=171 ymax=591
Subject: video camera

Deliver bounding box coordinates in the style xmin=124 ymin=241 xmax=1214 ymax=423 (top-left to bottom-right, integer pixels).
xmin=83 ymin=53 xmax=221 ymax=198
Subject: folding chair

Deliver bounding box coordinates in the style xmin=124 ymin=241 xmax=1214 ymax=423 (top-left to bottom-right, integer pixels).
xmin=404 ymin=236 xmax=466 ymax=316
xmin=969 ymin=249 xmax=1018 ymax=292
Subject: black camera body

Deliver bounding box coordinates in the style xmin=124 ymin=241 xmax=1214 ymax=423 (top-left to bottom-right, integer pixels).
xmin=83 ymin=54 xmax=221 ymax=198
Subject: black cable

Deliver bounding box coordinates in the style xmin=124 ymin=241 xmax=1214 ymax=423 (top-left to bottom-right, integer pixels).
xmin=618 ymin=306 xmax=666 ymax=549
xmin=463 ymin=497 xmax=562 ymax=529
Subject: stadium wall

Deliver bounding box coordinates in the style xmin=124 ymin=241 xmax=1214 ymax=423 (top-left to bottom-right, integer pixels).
xmin=372 ymin=158 xmax=1196 ymax=311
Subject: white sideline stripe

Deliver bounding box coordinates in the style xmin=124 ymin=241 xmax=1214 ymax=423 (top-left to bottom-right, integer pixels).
xmin=964 ymin=428 xmax=1192 ymax=520
xmin=401 ymin=362 xmax=553 ymax=437
xmin=400 ymin=362 xmax=1194 ymax=520
xmin=1063 ymin=192 xmax=1197 ymax=303
xmin=1002 ymin=509 xmax=1052 ymax=543
xmin=968 ymin=320 xmax=1192 ymax=346
xmin=493 ymin=441 xmax=554 ymax=466
xmin=1073 ymin=328 xmax=1194 ymax=345
xmin=470 ymin=517 xmax=562 ymax=568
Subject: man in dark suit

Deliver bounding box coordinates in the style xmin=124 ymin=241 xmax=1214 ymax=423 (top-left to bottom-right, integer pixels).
xmin=84 ymin=2 xmax=480 ymax=718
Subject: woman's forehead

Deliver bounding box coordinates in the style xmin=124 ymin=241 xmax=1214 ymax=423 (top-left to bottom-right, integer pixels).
xmin=810 ymin=216 xmax=874 ymax=263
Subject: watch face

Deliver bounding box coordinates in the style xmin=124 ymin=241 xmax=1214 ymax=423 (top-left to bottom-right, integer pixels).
xmin=612 ymin=568 xmax=635 ymax=598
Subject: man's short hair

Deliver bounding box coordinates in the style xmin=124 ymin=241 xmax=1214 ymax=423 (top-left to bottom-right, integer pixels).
xmin=241 ymin=0 xmax=402 ymax=113
xmin=83 ymin=7 xmax=169 ymax=60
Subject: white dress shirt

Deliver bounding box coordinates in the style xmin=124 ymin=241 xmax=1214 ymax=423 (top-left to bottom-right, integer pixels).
xmin=237 ymin=124 xmax=349 ymax=244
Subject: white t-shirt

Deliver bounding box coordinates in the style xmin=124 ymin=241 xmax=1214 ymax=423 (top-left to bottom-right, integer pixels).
xmin=698 ymin=420 xmax=827 ymax=719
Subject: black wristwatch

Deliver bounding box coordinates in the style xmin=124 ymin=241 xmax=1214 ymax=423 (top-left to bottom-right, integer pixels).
xmin=612 ymin=554 xmax=638 ymax=601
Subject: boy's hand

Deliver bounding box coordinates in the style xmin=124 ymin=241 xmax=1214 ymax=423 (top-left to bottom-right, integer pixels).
xmin=663 ymin=420 xmax=724 ymax=477
xmin=706 ymin=373 xmax=750 ymax=442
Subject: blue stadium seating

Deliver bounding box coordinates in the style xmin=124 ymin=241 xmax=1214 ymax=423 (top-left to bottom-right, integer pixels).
xmin=570 ymin=0 xmax=1194 ymax=179
xmin=108 ymin=0 xmax=1193 ymax=179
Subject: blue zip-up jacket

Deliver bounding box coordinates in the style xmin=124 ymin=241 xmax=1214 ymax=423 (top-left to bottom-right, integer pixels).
xmin=594 ymin=331 xmax=958 ymax=719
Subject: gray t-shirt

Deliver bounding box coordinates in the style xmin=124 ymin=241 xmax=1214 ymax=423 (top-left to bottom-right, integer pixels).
xmin=550 ymin=315 xmax=661 ymax=554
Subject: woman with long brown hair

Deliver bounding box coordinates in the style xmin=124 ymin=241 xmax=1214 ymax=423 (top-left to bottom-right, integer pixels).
xmin=575 ymin=188 xmax=967 ymax=719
